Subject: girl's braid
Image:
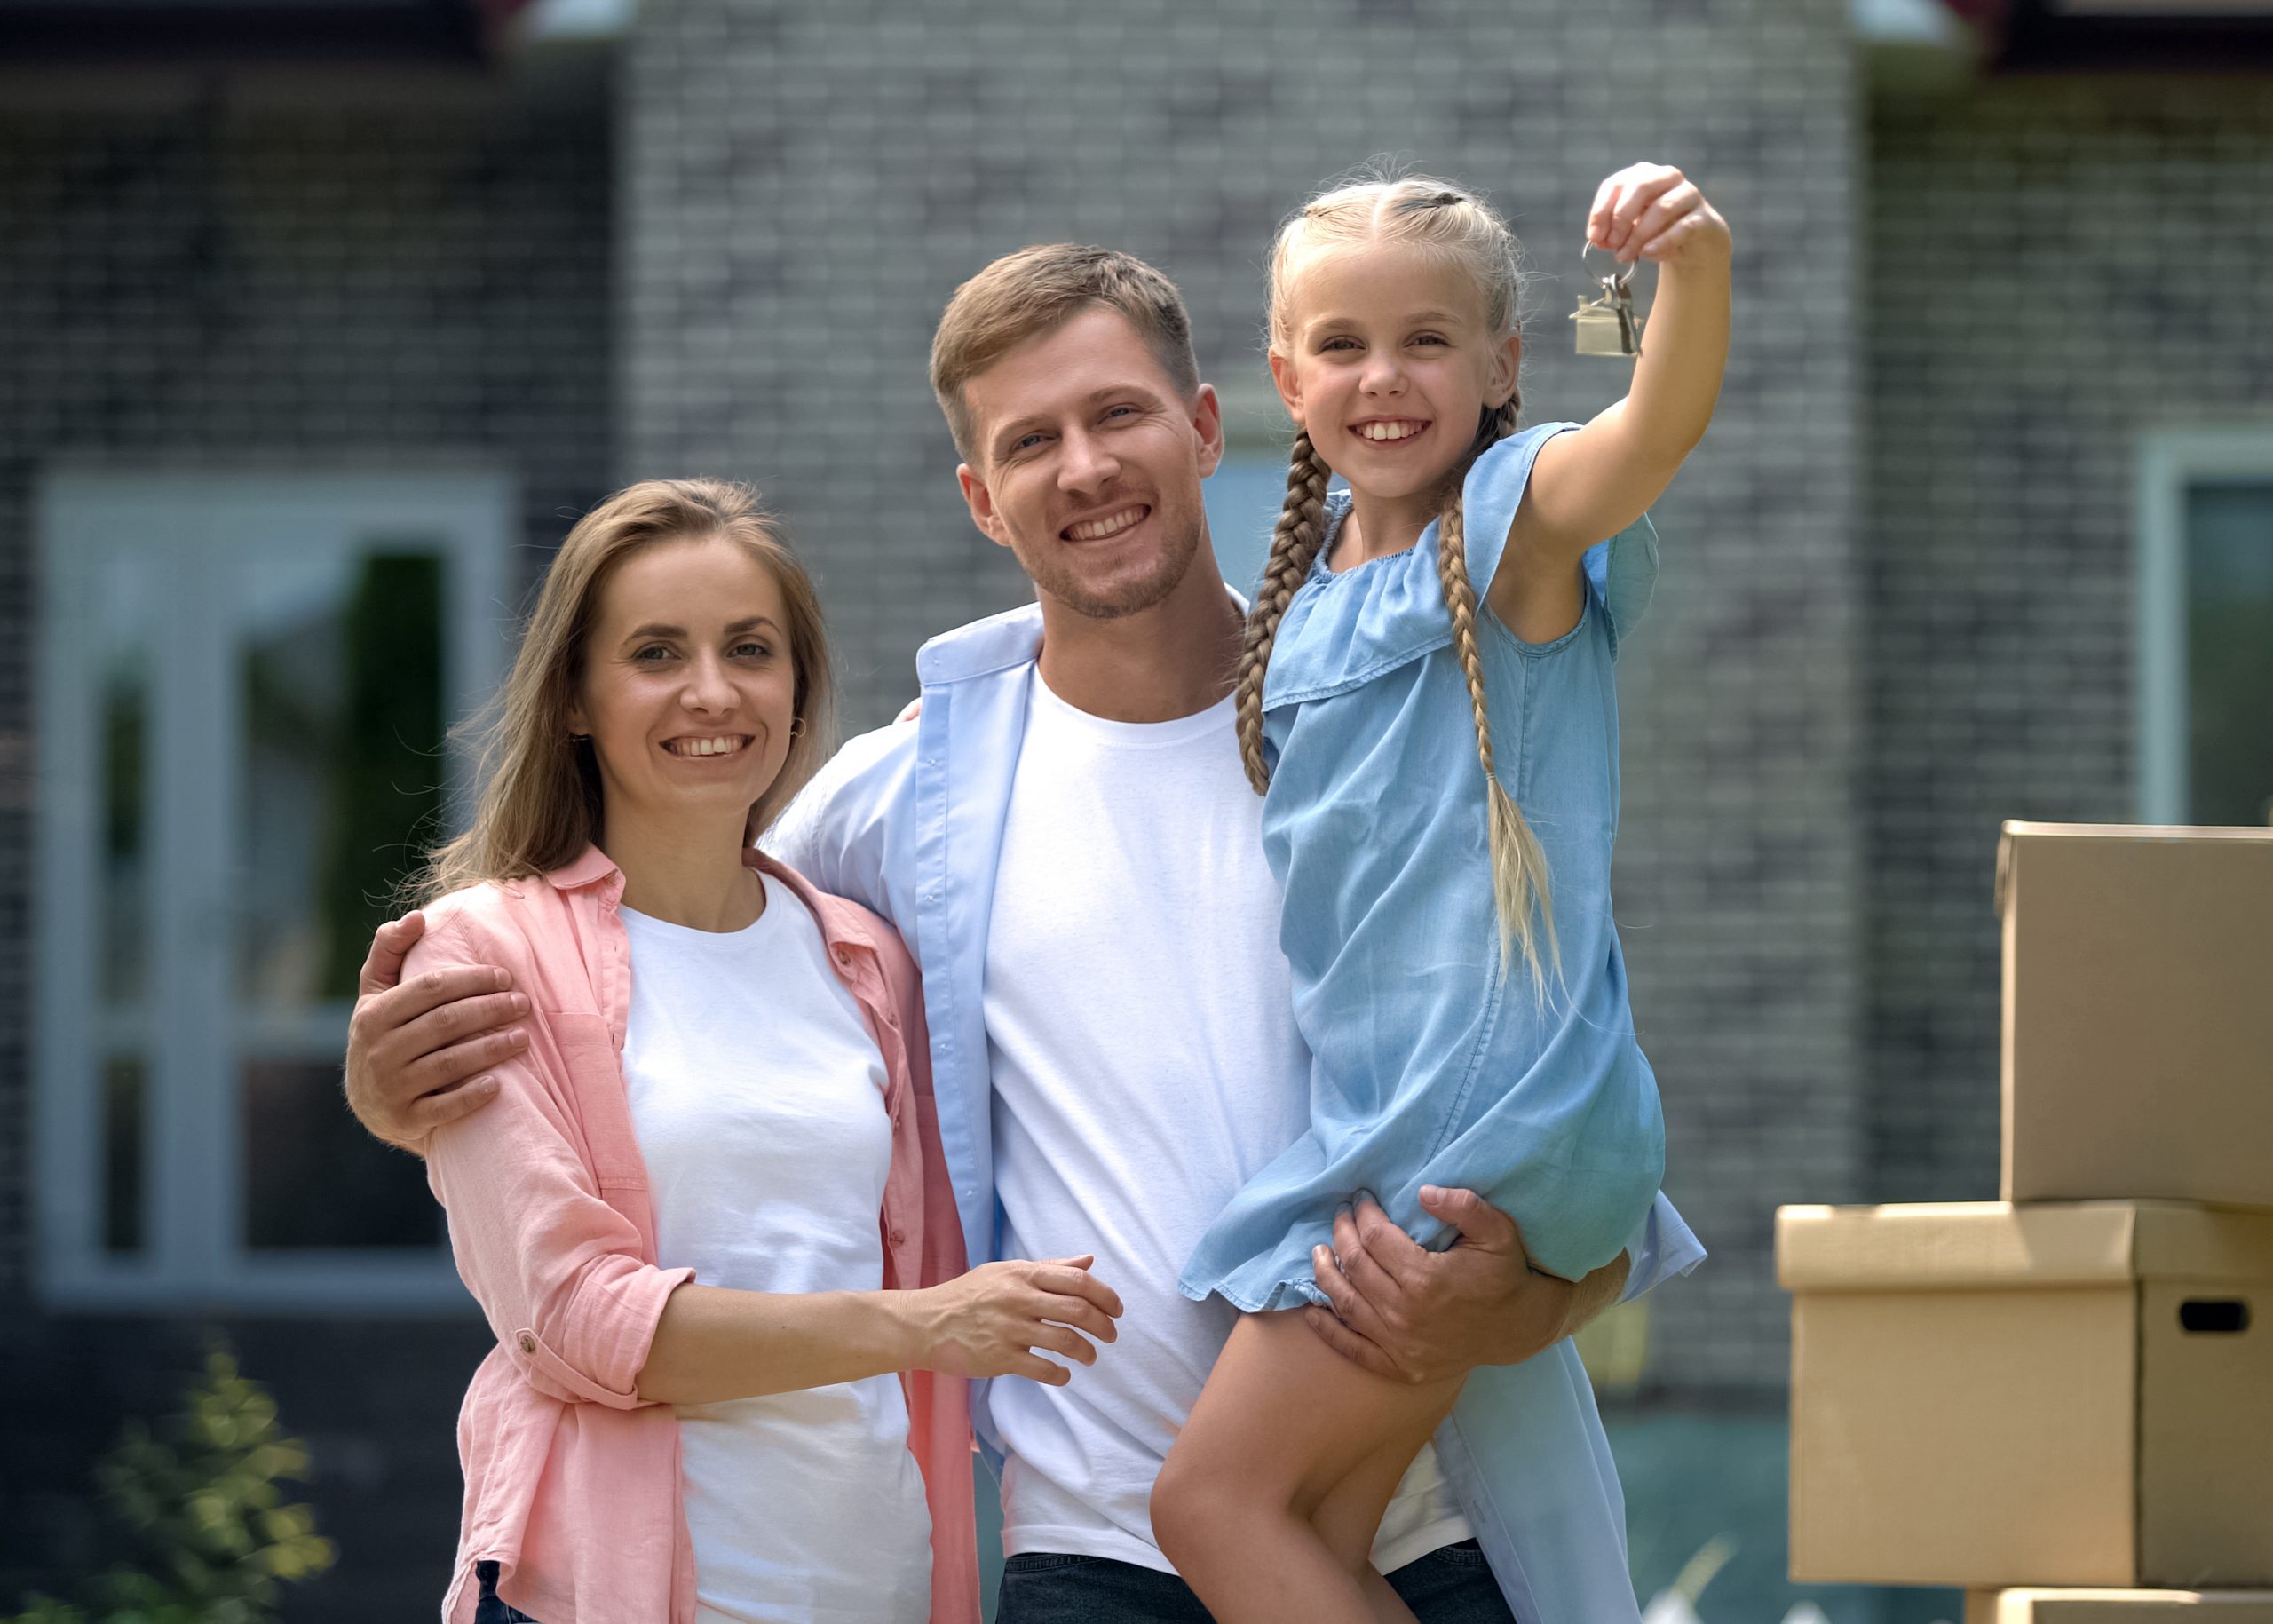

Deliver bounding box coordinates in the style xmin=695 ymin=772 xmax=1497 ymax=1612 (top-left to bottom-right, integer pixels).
xmin=1235 ymin=428 xmax=1334 ymax=794
xmin=1437 ymin=399 xmax=1561 ymax=994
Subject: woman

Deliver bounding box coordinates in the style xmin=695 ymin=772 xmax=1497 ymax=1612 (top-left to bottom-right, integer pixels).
xmin=404 ymin=479 xmax=1122 ymax=1624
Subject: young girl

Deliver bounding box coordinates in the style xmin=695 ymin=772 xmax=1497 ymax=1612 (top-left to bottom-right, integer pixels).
xmin=1151 ymin=167 xmax=1730 ymax=1623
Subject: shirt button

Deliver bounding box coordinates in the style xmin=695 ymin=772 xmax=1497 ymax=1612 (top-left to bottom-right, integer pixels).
xmin=835 ymin=947 xmax=853 ymax=965
xmin=889 ymin=1229 xmax=907 ymax=1247
xmin=518 ymin=1334 xmax=535 ymax=1354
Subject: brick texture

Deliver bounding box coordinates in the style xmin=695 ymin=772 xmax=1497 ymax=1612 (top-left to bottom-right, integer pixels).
xmin=620 ymin=0 xmax=1869 ymax=1395
xmin=10 ymin=19 xmax=2265 ymax=1622
xmin=0 ymin=75 xmax=613 ymax=1619
xmin=1863 ymin=75 xmax=2273 ymax=1205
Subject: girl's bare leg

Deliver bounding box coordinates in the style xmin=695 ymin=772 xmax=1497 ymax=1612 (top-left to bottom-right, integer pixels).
xmin=1312 ymin=1418 xmax=1461 ymax=1617
xmin=1152 ymin=1308 xmax=1462 ymax=1624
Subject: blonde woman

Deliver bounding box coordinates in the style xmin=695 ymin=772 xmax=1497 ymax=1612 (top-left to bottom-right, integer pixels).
xmin=398 ymin=479 xmax=1122 ymax=1624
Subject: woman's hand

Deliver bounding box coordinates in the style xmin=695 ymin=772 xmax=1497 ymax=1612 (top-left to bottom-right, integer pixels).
xmin=904 ymin=1256 xmax=1124 ymax=1385
xmin=1587 ymin=162 xmax=1730 ymax=268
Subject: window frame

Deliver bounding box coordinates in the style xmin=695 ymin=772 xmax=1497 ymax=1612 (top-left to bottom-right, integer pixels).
xmin=2134 ymin=427 xmax=2273 ymax=826
xmin=33 ymin=466 xmax=515 ymax=1311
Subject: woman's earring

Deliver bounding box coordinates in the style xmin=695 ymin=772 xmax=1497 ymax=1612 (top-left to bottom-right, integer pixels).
xmin=788 ymin=717 xmax=806 ymax=741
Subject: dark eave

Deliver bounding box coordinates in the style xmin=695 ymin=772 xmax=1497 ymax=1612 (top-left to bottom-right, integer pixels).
xmin=0 ymin=0 xmax=533 ymax=66
xmin=1949 ymin=0 xmax=2273 ymax=67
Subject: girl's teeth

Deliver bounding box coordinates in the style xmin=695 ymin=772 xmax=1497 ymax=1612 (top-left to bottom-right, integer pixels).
xmin=1362 ymin=422 xmax=1422 ymax=441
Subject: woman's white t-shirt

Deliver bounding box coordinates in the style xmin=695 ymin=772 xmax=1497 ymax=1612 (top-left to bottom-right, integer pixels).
xmin=620 ymin=876 xmax=931 ymax=1624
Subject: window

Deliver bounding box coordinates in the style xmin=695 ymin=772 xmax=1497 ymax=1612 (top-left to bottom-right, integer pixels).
xmin=2136 ymin=431 xmax=2273 ymax=827
xmin=36 ymin=471 xmax=514 ymax=1309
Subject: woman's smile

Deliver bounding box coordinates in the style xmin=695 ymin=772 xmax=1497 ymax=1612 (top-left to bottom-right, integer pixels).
xmin=661 ymin=733 xmax=755 ymax=758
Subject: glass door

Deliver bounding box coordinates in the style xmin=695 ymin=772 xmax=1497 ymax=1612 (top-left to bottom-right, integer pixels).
xmin=36 ymin=471 xmax=513 ymax=1308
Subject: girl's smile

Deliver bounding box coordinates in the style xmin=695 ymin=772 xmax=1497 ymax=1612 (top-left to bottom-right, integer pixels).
xmin=1348 ymin=417 xmax=1431 ymax=443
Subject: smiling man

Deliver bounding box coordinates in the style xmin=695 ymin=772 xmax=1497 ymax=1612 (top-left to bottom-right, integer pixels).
xmin=344 ymin=243 xmax=1703 ymax=1624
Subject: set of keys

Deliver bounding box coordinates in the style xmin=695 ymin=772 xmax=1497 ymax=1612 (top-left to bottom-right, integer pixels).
xmin=1570 ymin=242 xmax=1643 ymax=359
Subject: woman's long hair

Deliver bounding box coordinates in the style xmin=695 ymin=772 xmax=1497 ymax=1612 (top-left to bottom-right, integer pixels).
xmin=417 ymin=479 xmax=833 ymax=903
xmin=1236 ymin=173 xmax=1559 ymax=994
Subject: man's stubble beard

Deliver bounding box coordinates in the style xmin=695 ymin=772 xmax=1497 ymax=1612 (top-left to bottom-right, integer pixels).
xmin=1025 ymin=506 xmax=1205 ymax=622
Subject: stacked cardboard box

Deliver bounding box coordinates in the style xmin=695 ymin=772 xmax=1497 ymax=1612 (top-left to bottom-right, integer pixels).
xmin=1966 ymin=1596 xmax=2273 ymax=1623
xmin=1779 ymin=824 xmax=2273 ymax=1612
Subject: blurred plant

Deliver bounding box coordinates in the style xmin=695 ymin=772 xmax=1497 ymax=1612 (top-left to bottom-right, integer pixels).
xmin=7 ymin=1343 xmax=336 ymax=1624
xmin=1575 ymin=1295 xmax=1651 ymax=1394
xmin=1641 ymin=1533 xmax=1738 ymax=1623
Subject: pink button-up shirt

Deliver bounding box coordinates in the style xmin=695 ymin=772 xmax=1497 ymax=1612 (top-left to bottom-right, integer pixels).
xmin=407 ymin=845 xmax=979 ymax=1624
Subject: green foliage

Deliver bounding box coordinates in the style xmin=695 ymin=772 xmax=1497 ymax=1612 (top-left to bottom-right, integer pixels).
xmin=316 ymin=551 xmax=445 ymax=999
xmin=8 ymin=1345 xmax=337 ymax=1624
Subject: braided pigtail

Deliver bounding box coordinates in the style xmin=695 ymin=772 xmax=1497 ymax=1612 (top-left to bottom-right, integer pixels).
xmin=1437 ymin=400 xmax=1560 ymax=995
xmin=1235 ymin=428 xmax=1334 ymax=794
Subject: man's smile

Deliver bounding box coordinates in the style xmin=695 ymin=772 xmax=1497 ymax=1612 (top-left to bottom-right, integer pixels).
xmin=1061 ymin=503 xmax=1151 ymax=542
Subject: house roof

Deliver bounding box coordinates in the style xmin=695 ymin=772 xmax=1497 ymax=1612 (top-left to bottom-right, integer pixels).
xmin=0 ymin=0 xmax=535 ymax=64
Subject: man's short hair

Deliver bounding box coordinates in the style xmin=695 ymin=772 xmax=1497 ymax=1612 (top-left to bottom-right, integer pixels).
xmin=930 ymin=243 xmax=1202 ymax=464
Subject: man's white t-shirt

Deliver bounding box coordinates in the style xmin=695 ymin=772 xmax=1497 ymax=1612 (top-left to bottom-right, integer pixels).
xmin=982 ymin=677 xmax=1472 ymax=1575
xmin=621 ymin=879 xmax=931 ymax=1624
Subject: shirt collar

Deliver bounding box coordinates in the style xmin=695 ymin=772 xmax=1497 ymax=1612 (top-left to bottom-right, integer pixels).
xmin=543 ymin=844 xmax=622 ymax=895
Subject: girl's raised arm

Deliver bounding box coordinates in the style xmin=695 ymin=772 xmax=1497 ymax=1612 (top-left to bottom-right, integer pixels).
xmin=1492 ymin=162 xmax=1730 ymax=624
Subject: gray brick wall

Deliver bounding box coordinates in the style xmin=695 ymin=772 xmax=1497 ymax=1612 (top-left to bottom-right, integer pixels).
xmin=5 ymin=19 xmax=2265 ymax=1621
xmin=0 ymin=83 xmax=612 ymax=1291
xmin=0 ymin=75 xmax=613 ymax=1618
xmin=1862 ymin=76 xmax=2273 ymax=1206
xmin=621 ymin=0 xmax=1868 ymax=1396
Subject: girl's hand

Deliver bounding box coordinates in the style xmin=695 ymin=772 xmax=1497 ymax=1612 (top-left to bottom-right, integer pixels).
xmin=905 ymin=1255 xmax=1123 ymax=1386
xmin=1587 ymin=162 xmax=1730 ymax=268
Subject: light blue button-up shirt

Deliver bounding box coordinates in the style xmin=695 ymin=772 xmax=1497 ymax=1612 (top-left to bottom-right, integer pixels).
xmin=767 ymin=595 xmax=1705 ymax=1624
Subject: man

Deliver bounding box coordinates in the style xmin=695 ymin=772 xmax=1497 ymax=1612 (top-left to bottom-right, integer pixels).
xmin=346 ymin=243 xmax=1703 ymax=1623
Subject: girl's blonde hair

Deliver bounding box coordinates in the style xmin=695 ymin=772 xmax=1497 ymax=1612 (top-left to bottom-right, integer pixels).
xmin=418 ymin=478 xmax=833 ymax=903
xmin=1236 ymin=173 xmax=1559 ymax=994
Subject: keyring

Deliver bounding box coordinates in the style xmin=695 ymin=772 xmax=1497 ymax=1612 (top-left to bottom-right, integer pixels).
xmin=1570 ymin=240 xmax=1643 ymax=359
xmin=1580 ymin=238 xmax=1633 ymax=296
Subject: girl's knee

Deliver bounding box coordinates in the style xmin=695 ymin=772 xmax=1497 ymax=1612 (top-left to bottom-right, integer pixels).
xmin=1150 ymin=1441 xmax=1245 ymax=1566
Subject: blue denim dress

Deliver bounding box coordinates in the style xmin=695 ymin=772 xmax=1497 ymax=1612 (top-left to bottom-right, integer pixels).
xmin=1178 ymin=424 xmax=1667 ymax=1311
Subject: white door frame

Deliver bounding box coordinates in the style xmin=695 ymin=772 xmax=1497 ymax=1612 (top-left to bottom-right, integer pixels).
xmin=35 ymin=467 xmax=514 ymax=1311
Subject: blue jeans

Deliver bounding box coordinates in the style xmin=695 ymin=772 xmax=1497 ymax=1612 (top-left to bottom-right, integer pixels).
xmin=473 ymin=1560 xmax=541 ymax=1624
xmin=995 ymin=1540 xmax=1520 ymax=1623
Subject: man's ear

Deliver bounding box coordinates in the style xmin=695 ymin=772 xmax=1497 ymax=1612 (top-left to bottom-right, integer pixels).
xmin=1489 ymin=333 xmax=1524 ymax=409
xmin=1267 ymin=351 xmax=1304 ymax=428
xmin=1192 ymin=383 xmax=1226 ymax=480
xmin=956 ymin=463 xmax=1013 ymax=551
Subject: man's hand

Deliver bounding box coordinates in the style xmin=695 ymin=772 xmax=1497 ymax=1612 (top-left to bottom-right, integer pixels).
xmin=1303 ymin=1187 xmax=1623 ymax=1386
xmin=344 ymin=913 xmax=528 ymax=1152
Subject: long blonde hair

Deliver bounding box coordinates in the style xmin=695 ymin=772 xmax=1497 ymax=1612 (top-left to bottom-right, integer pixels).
xmin=1235 ymin=174 xmax=1559 ymax=994
xmin=419 ymin=479 xmax=833 ymax=903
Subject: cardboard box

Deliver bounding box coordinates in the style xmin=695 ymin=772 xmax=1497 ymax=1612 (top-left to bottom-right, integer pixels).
xmin=1781 ymin=1201 xmax=2273 ymax=1589
xmin=1999 ymin=822 xmax=2273 ymax=1209
xmin=1968 ymin=1594 xmax=2273 ymax=1624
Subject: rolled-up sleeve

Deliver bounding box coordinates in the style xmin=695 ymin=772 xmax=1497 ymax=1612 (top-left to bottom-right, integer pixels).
xmin=410 ymin=914 xmax=692 ymax=1410
xmin=1617 ymin=1192 xmax=1707 ymax=1305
